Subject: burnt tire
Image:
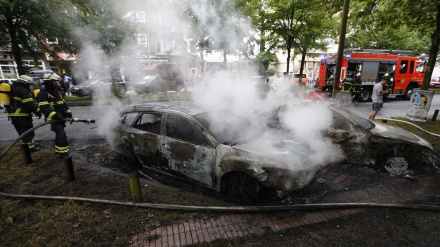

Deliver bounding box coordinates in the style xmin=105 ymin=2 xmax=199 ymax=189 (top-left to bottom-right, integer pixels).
xmin=384 ymin=157 xmax=409 ymax=177
xmin=220 ymin=172 xmax=261 ymax=205
xmin=118 ymin=143 xmax=139 ymax=167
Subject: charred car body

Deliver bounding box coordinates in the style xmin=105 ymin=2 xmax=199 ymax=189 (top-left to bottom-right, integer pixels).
xmin=271 ymin=104 xmax=437 ymax=174
xmin=112 ymin=103 xmax=317 ymax=204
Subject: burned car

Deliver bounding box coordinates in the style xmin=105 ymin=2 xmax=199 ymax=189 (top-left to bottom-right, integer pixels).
xmin=112 ymin=103 xmax=318 ymax=204
xmin=271 ymin=104 xmax=437 ymax=175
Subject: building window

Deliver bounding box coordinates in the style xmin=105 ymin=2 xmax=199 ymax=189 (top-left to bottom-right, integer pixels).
xmin=125 ymin=11 xmax=145 ymax=23
xmin=135 ymin=34 xmax=148 ymax=47
xmin=156 ymin=38 xmax=176 ymax=54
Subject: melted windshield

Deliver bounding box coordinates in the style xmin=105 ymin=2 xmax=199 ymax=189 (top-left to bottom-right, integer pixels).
xmin=335 ymin=106 xmax=375 ymax=130
xmin=194 ymin=111 xmax=260 ymax=145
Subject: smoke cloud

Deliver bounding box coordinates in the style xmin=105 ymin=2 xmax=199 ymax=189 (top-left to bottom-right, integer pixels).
xmin=69 ymin=1 xmax=344 ymax=174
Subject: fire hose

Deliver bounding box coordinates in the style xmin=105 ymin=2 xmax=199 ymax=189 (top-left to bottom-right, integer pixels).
xmin=379 ymin=118 xmax=440 ymax=138
xmin=1 ymin=117 xmax=440 ymax=213
xmin=1 ymin=191 xmax=440 ymax=212
xmin=0 ymin=118 xmax=95 ymax=161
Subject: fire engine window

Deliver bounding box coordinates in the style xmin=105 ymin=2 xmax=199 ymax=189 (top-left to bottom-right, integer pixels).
xmin=409 ymin=61 xmax=415 ymax=74
xmin=120 ymin=112 xmax=138 ymax=126
xmin=400 ymin=60 xmax=408 ymax=74
xmin=165 ymin=115 xmax=204 ymax=145
xmin=134 ymin=113 xmax=162 ymax=134
xmin=416 ymin=63 xmax=425 ymax=73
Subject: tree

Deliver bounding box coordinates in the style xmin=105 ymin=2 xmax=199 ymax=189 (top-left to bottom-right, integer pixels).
xmin=259 ymin=0 xmax=339 ymax=75
xmin=182 ymin=0 xmax=249 ymax=68
xmin=0 ymin=0 xmax=133 ymax=75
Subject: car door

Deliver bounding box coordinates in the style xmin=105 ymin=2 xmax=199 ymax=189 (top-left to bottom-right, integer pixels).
xmin=129 ymin=112 xmax=163 ymax=166
xmin=159 ymin=113 xmax=216 ymax=187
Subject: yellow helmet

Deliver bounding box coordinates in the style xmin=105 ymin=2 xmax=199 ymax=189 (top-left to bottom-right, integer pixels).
xmin=44 ymin=73 xmax=62 ymax=81
xmin=17 ymin=75 xmax=34 ymax=84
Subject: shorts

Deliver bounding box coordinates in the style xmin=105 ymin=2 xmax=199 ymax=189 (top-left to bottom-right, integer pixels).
xmin=372 ymin=102 xmax=383 ymax=111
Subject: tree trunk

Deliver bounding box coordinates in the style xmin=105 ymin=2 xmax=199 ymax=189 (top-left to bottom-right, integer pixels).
xmin=286 ymin=37 xmax=292 ymax=74
xmin=6 ymin=17 xmax=24 ymax=75
xmin=299 ymin=51 xmax=306 ymax=84
xmin=421 ymin=2 xmax=440 ymax=90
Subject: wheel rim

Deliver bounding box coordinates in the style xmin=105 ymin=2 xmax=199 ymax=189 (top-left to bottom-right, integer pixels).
xmin=360 ymin=89 xmax=370 ymax=101
xmin=406 ymin=87 xmax=414 ymax=99
xmin=222 ymin=173 xmax=260 ymax=204
xmin=384 ymin=157 xmax=409 ymax=176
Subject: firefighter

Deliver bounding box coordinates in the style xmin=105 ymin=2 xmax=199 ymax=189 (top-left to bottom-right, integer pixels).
xmin=352 ymin=73 xmax=363 ymax=98
xmin=36 ymin=73 xmax=73 ymax=158
xmin=8 ymin=75 xmax=42 ymax=152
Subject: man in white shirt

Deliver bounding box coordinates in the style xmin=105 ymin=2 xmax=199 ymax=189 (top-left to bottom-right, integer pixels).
xmin=368 ymin=78 xmax=390 ymax=120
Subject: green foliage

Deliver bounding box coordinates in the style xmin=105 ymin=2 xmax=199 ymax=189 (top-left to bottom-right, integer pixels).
xmin=0 ymin=0 xmax=134 ymax=74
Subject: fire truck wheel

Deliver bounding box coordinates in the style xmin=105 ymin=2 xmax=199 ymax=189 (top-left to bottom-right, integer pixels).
xmin=404 ymin=86 xmax=414 ymax=100
xmin=359 ymin=89 xmax=371 ymax=102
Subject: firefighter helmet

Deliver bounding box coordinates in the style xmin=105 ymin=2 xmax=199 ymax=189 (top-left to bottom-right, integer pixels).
xmin=43 ymin=73 xmax=62 ymax=81
xmin=384 ymin=73 xmax=390 ymax=77
xmin=356 ymin=73 xmax=361 ymax=77
xmin=17 ymin=75 xmax=34 ymax=84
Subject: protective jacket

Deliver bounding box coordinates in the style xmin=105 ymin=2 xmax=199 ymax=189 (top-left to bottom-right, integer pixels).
xmin=36 ymin=87 xmax=72 ymax=121
xmin=36 ymin=86 xmax=72 ymax=155
xmin=8 ymin=82 xmax=41 ymax=117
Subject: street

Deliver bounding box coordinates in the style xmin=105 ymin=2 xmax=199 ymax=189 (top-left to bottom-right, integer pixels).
xmin=1 ymin=95 xmax=439 ymax=142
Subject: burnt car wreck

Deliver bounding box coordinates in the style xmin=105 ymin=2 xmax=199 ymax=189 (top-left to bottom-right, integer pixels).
xmin=112 ymin=103 xmax=439 ymax=204
xmin=112 ymin=104 xmax=319 ymax=204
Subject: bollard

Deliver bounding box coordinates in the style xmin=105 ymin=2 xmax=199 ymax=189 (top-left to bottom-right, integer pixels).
xmin=129 ymin=172 xmax=143 ymax=203
xmin=20 ymin=143 xmax=33 ymax=165
xmin=432 ymin=109 xmax=439 ymax=122
xmin=63 ymin=155 xmax=75 ymax=181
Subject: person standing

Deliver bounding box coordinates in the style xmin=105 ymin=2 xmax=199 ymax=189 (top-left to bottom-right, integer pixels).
xmin=36 ymin=73 xmax=73 ymax=158
xmin=8 ymin=75 xmax=42 ymax=152
xmin=63 ymin=74 xmax=72 ymax=96
xmin=368 ymin=78 xmax=390 ymax=120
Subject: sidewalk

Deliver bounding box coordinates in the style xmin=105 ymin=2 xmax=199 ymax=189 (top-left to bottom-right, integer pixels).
xmin=131 ymin=171 xmax=440 ymax=247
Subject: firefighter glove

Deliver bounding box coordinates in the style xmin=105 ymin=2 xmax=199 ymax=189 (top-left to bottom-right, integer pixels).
xmin=52 ymin=113 xmax=63 ymax=120
xmin=66 ymin=112 xmax=73 ymax=119
xmin=35 ymin=111 xmax=42 ymax=119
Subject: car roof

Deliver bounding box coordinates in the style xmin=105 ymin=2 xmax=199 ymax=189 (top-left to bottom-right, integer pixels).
xmin=123 ymin=102 xmax=205 ymax=116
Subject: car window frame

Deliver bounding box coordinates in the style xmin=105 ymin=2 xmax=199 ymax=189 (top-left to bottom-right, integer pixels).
xmin=164 ymin=113 xmax=208 ymax=146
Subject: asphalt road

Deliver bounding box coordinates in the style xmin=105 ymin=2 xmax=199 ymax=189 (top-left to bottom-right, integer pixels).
xmin=1 ymin=94 xmax=439 ymax=142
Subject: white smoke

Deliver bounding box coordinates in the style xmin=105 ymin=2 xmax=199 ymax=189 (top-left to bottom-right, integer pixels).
xmin=69 ymin=1 xmax=345 ymax=172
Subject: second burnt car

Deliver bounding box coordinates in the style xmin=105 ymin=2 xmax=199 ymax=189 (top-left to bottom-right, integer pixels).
xmin=112 ymin=103 xmax=319 ymax=204
xmin=270 ymin=104 xmax=438 ymax=176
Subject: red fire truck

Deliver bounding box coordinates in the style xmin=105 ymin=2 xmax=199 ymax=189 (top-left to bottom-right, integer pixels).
xmin=317 ymin=49 xmax=426 ymax=101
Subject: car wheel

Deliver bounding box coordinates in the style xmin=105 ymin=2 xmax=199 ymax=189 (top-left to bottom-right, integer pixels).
xmin=220 ymin=172 xmax=261 ymax=204
xmin=118 ymin=143 xmax=140 ymax=167
xmin=383 ymin=157 xmax=409 ymax=177
xmin=359 ymin=88 xmax=371 ymax=102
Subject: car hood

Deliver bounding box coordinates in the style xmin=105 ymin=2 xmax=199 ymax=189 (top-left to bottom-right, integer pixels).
xmin=233 ymin=138 xmax=311 ymax=166
xmin=370 ymin=122 xmax=433 ymax=150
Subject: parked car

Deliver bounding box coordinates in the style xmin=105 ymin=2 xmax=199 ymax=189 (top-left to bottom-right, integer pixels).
xmin=289 ymin=73 xmax=309 ymax=85
xmin=430 ymin=76 xmax=440 ymax=88
xmin=112 ymin=103 xmax=317 ymax=204
xmin=270 ymin=104 xmax=437 ymax=174
xmin=71 ymin=77 xmax=127 ymax=96
xmin=133 ymin=63 xmax=185 ymax=94
xmin=28 ymin=70 xmax=55 ymax=85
